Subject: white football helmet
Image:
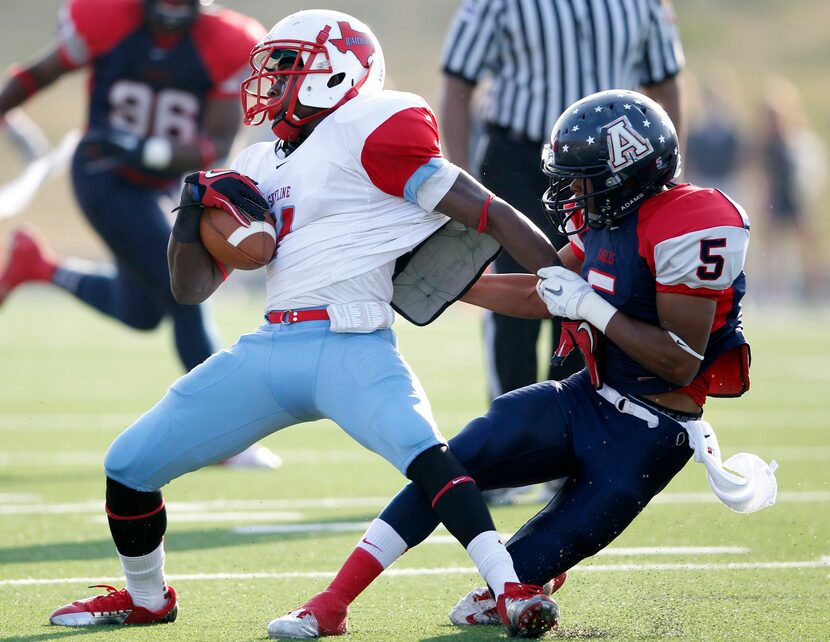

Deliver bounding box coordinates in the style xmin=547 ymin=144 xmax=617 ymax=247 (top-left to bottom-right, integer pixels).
xmin=241 ymin=9 xmax=385 ymax=141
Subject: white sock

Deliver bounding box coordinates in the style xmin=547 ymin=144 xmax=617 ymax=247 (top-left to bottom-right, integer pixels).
xmin=119 ymin=541 xmax=168 ymax=612
xmin=466 ymin=530 xmax=519 ymax=596
xmin=356 ymin=518 xmax=408 ymax=568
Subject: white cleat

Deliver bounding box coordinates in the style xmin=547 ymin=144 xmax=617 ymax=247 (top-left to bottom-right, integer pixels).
xmin=221 ymin=444 xmax=282 ymax=469
xmin=449 ymin=587 xmax=500 ymax=626
xmin=267 ymin=592 xmax=348 ymax=639
xmin=268 ymin=609 xmax=322 ymax=639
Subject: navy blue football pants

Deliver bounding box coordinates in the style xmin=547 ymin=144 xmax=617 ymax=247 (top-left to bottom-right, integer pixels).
xmin=379 ymin=370 xmax=693 ymax=585
xmin=67 ymin=147 xmax=218 ymax=371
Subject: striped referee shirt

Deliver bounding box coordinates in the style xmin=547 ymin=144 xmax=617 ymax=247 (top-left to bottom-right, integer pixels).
xmin=441 ymin=0 xmax=685 ymax=143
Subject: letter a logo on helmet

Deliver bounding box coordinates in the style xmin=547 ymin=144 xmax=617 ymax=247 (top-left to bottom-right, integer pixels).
xmin=329 ymin=22 xmax=375 ymax=68
xmin=605 ymin=116 xmax=654 ymax=172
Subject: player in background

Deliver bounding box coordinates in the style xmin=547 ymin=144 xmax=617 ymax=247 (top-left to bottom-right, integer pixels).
xmin=0 ymin=0 xmax=277 ymax=468
xmin=282 ymin=89 xmax=777 ymax=634
xmin=47 ymin=10 xmax=561 ymax=638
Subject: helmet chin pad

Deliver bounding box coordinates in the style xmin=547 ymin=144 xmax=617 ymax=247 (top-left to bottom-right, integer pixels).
xmin=271 ymin=116 xmax=304 ymax=142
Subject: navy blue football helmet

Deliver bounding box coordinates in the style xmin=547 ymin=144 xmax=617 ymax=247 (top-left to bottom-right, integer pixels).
xmin=541 ymin=89 xmax=681 ymax=235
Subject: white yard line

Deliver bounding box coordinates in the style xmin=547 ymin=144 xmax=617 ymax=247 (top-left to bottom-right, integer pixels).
xmin=0 ymin=497 xmax=393 ymax=515
xmin=0 ymin=450 xmax=375 ymax=464
xmin=91 ymin=511 xmax=304 ymax=523
xmin=1 ymin=490 xmax=828 ymax=517
xmin=421 ymin=538 xmax=749 ymax=556
xmin=2 ymin=558 xmax=828 ymax=587
xmin=0 ymin=493 xmax=40 ymax=502
xmin=2 ymin=446 xmax=829 ymax=465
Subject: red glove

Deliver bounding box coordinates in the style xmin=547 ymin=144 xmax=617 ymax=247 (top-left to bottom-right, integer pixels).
xmin=553 ymin=320 xmax=603 ymax=388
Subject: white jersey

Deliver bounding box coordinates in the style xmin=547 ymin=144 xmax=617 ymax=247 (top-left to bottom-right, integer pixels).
xmin=232 ymin=90 xmax=452 ymax=312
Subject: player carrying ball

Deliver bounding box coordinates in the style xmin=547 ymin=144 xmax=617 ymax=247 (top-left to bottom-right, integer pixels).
xmin=47 ymin=9 xmax=563 ymax=639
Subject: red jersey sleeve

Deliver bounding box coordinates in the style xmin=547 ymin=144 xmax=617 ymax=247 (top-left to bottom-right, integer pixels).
xmin=360 ymin=106 xmax=444 ymax=198
xmin=192 ymin=9 xmax=266 ymax=99
xmin=638 ymin=185 xmax=749 ymax=298
xmin=57 ymin=0 xmax=143 ymax=69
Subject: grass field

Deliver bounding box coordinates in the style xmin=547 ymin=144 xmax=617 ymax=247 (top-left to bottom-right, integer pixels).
xmin=1 ymin=289 xmax=829 ymax=641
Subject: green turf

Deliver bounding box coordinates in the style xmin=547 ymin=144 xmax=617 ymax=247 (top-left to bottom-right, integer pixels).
xmin=1 ymin=289 xmax=829 ymax=641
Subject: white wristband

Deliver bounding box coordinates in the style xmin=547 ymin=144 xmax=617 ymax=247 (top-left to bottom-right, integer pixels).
xmin=666 ymin=330 xmax=705 ymax=360
xmin=577 ymin=291 xmax=618 ymax=333
xmin=142 ymin=136 xmax=173 ymax=170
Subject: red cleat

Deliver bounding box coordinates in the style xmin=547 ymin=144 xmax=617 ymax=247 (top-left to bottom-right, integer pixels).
xmin=449 ymin=572 xmax=568 ymax=628
xmin=0 ymin=226 xmax=58 ymax=305
xmin=49 ymin=584 xmax=178 ymax=627
xmin=267 ymin=589 xmax=348 ymax=638
xmin=542 ymin=571 xmax=568 ymax=595
xmin=497 ymin=581 xmax=559 ymax=638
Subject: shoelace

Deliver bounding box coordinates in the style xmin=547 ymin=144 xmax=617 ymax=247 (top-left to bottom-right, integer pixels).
xmin=85 ymin=585 xmax=132 ymax=609
xmin=505 ymin=583 xmax=545 ymax=600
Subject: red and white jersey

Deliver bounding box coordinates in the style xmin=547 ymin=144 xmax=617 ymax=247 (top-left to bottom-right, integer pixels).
xmin=232 ymin=91 xmax=452 ymax=312
xmin=570 ymin=184 xmax=751 ymax=404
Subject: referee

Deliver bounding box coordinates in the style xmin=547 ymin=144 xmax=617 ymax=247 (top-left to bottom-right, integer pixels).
xmin=440 ymin=0 xmax=686 ymax=401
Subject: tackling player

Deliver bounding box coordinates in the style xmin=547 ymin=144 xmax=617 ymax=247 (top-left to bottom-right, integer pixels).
xmin=271 ymin=89 xmax=777 ymax=635
xmin=46 ymin=10 xmax=561 ymax=639
xmin=0 ymin=0 xmax=277 ymax=467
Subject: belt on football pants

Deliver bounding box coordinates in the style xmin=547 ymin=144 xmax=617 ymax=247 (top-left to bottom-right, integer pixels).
xmin=595 ymin=385 xmax=659 ymax=428
xmin=265 ymin=309 xmax=330 ymax=325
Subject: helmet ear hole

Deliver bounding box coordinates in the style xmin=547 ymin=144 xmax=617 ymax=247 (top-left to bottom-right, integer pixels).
xmin=327 ymin=72 xmax=346 ymax=89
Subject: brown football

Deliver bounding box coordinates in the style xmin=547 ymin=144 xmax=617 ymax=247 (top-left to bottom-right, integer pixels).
xmin=199 ymin=206 xmax=276 ymax=270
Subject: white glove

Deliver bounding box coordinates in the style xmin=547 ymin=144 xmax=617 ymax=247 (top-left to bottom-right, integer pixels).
xmin=536 ymin=265 xmax=618 ymax=332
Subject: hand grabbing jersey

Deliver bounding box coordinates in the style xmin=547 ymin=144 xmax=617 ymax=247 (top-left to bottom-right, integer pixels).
xmin=536 ymin=266 xmax=618 ymax=333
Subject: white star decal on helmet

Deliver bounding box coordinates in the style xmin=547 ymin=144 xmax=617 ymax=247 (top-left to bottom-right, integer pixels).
xmin=586 ymin=136 xmax=595 ymax=144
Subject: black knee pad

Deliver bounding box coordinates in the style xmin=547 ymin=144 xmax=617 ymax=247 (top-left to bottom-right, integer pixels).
xmin=105 ymin=477 xmax=166 ymax=557
xmin=106 ymin=478 xmax=163 ymax=516
xmin=406 ymin=445 xmax=468 ymax=498
xmin=406 ymin=445 xmax=494 ymax=548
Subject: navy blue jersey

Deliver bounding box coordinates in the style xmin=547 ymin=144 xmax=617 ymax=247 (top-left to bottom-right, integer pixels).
xmin=57 ymin=0 xmax=264 ymax=184
xmin=568 ymin=184 xmax=750 ymax=404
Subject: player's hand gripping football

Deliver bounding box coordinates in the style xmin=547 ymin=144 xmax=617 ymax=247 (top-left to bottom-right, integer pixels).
xmin=172 ymin=170 xmax=269 ymax=244
xmin=536 ymin=265 xmax=618 ymax=333
xmin=185 ymin=170 xmax=269 ymax=226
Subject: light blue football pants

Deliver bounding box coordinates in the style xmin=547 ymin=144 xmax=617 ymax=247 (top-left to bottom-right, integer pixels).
xmin=105 ymin=319 xmax=445 ymax=492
